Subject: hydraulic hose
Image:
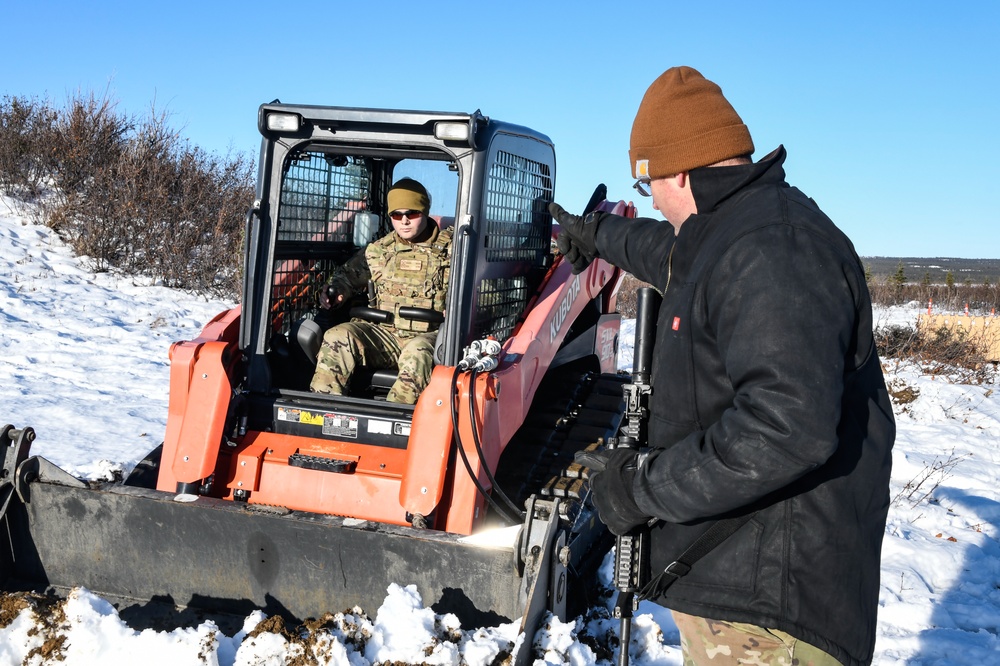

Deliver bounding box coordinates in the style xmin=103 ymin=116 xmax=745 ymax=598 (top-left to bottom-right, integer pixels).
xmin=467 ymin=369 xmax=525 ymax=521
xmin=449 ymin=367 xmax=522 ymax=525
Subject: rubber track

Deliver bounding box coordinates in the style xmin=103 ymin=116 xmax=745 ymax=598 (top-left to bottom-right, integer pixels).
xmin=492 ymin=368 xmax=627 ymax=512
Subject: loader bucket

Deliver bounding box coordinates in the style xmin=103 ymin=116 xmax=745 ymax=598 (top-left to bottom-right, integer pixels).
xmin=0 ymin=453 xmax=606 ymax=666
xmin=1 ymin=468 xmax=531 ymax=630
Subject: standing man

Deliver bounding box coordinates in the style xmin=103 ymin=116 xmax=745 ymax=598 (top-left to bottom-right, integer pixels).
xmin=310 ymin=178 xmax=451 ymax=404
xmin=553 ymin=67 xmax=894 ymax=666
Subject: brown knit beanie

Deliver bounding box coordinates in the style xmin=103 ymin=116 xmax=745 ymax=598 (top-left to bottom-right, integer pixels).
xmin=629 ymin=66 xmax=754 ymax=179
xmin=387 ymin=178 xmax=431 ymax=214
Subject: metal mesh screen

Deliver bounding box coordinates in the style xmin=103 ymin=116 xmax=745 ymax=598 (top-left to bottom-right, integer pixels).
xmin=278 ymin=154 xmax=371 ymax=243
xmin=473 ymin=276 xmax=529 ymax=341
xmin=270 ymin=257 xmax=339 ymax=336
xmin=483 ymin=151 xmax=552 ymax=263
xmin=472 ymin=150 xmax=553 ymax=341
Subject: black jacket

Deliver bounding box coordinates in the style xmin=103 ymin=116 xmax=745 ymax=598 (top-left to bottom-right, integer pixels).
xmin=595 ymin=147 xmax=895 ymax=666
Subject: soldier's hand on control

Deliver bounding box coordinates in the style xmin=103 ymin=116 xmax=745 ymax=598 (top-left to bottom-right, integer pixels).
xmin=319 ymin=285 xmax=347 ymax=310
xmin=549 ymin=203 xmax=602 ymax=274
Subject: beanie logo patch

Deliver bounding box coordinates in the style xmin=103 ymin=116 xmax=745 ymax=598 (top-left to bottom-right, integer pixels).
xmin=635 ymin=159 xmax=649 ymax=178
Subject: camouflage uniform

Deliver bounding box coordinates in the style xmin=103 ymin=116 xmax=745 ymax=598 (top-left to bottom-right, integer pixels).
xmin=672 ymin=612 xmax=842 ymax=666
xmin=309 ymin=221 xmax=452 ymax=404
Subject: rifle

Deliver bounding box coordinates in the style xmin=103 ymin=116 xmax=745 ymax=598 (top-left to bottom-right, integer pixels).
xmin=608 ymin=286 xmax=661 ymax=666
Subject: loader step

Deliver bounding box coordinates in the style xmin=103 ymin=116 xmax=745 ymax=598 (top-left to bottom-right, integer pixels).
xmin=288 ymin=452 xmax=357 ymax=473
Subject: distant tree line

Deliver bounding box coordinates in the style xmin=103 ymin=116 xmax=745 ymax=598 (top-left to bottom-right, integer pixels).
xmin=866 ymin=260 xmax=1000 ymax=314
xmin=862 ymin=256 xmax=1000 ymax=285
xmin=0 ymin=91 xmax=254 ymax=298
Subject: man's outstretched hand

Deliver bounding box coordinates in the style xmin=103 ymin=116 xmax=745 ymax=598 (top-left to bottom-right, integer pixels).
xmin=550 ymin=202 xmax=602 ymax=274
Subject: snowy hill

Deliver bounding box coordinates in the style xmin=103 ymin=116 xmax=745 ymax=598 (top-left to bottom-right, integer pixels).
xmin=1 ymin=196 xmax=999 ymax=664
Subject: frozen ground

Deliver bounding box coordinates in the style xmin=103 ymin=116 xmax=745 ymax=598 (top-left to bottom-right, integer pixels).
xmin=1 ymin=197 xmax=999 ymax=664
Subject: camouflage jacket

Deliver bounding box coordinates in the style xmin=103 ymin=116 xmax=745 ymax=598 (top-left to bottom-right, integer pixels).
xmin=327 ymin=222 xmax=453 ymax=337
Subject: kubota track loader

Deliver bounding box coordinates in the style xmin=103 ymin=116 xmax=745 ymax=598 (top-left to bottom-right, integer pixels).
xmin=1 ymin=103 xmax=636 ymax=659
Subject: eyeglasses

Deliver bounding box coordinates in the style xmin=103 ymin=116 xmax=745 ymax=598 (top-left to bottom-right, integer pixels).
xmin=390 ymin=210 xmax=423 ymax=221
xmin=632 ymin=178 xmax=652 ymax=197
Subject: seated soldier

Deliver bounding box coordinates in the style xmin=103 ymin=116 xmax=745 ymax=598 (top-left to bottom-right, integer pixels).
xmin=309 ymin=178 xmax=452 ymax=404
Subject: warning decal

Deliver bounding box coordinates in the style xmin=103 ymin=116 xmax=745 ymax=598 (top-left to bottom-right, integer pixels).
xmin=299 ymin=411 xmax=324 ymax=426
xmin=276 ymin=408 xmax=324 ymax=426
xmin=322 ymin=413 xmax=359 ymax=438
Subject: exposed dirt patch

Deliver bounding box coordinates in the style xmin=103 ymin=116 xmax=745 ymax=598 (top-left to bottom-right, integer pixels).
xmin=890 ymin=384 xmax=920 ymax=404
xmin=0 ymin=590 xmax=70 ymax=662
xmin=246 ymin=613 xmax=290 ymax=640
xmin=238 ymin=608 xmax=378 ymax=666
xmin=0 ymin=592 xmax=33 ymax=628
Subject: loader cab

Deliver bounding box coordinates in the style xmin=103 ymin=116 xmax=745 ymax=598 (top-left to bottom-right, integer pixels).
xmin=240 ymin=104 xmax=556 ymax=446
xmin=259 ymin=148 xmax=459 ymax=395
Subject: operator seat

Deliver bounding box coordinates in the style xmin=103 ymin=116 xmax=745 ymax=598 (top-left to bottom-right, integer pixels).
xmin=291 ymin=316 xmax=408 ymax=398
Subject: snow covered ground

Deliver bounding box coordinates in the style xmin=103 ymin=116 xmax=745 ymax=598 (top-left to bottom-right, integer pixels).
xmin=1 ymin=196 xmax=999 ymax=664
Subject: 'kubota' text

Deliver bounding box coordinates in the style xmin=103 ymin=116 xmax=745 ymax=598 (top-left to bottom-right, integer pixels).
xmin=550 ymin=275 xmax=581 ymax=344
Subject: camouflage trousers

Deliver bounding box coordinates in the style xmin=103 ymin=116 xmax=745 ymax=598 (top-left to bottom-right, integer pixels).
xmin=309 ymin=321 xmax=437 ymax=404
xmin=672 ymin=611 xmax=842 ymax=666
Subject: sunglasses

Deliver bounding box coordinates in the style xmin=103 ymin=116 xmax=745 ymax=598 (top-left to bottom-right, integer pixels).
xmin=390 ymin=210 xmax=423 ymax=221
xmin=632 ymin=178 xmax=652 ymax=197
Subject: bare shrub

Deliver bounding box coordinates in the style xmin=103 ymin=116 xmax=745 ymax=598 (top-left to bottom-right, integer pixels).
xmin=48 ymin=90 xmax=130 ymax=196
xmin=876 ymin=320 xmax=995 ymax=384
xmin=891 ymin=449 xmax=971 ymax=509
xmin=875 ymin=325 xmax=923 ymax=360
xmin=614 ymin=274 xmax=652 ymax=318
xmin=0 ymin=95 xmax=58 ymax=200
xmin=0 ymin=89 xmax=254 ymax=299
xmin=64 ymin=109 xmax=253 ymax=295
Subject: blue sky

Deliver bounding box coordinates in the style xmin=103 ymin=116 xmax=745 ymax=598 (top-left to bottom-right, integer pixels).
xmin=4 ymin=1 xmax=998 ymax=259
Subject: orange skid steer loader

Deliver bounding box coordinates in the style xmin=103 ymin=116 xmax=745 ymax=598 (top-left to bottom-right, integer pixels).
xmin=1 ymin=103 xmax=635 ymax=659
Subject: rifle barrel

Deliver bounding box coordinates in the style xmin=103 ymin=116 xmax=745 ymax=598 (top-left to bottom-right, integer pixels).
xmin=633 ymin=288 xmax=661 ymax=383
xmin=618 ymin=614 xmax=632 ymax=666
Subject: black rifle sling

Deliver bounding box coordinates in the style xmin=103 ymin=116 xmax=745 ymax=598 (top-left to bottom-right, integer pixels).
xmin=639 ymin=511 xmax=757 ymax=600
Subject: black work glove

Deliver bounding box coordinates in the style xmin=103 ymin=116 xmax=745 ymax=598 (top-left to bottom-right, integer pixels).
xmin=549 ymin=202 xmax=602 ymax=274
xmin=318 ymin=285 xmax=342 ymax=309
xmin=319 ymin=276 xmax=352 ymax=310
xmin=574 ymin=447 xmax=650 ymax=536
